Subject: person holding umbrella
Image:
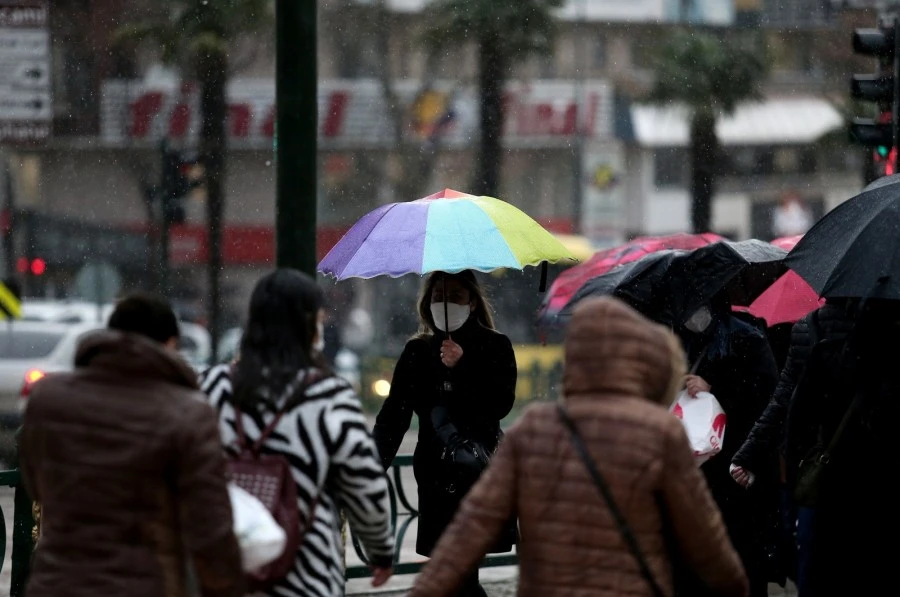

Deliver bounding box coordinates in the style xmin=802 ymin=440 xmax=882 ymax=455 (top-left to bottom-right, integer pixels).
xmin=674 ymin=292 xmax=779 ymax=597
xmin=373 ymin=270 xmax=518 ymax=597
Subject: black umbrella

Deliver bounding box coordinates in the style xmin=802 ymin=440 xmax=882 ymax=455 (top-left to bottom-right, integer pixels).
xmin=656 ymin=239 xmax=788 ymax=323
xmin=555 ymin=250 xmax=685 ymax=325
xmin=787 ymin=173 xmax=900 ymax=300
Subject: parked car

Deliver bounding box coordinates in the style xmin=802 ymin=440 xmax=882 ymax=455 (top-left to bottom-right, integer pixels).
xmin=20 ymin=299 xmax=211 ymax=371
xmin=178 ymin=322 xmax=212 ymax=371
xmin=0 ymin=320 xmax=104 ymax=463
xmin=21 ymin=300 xmax=113 ymax=325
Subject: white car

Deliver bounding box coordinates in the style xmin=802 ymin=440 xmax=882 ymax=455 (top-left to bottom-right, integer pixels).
xmin=0 ymin=320 xmax=104 ymax=460
xmin=20 ymin=299 xmax=212 ymax=371
xmin=21 ymin=300 xmax=113 ymax=325
xmin=178 ymin=322 xmax=212 ymax=371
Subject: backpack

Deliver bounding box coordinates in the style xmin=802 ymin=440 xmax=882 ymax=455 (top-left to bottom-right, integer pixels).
xmin=227 ymin=371 xmax=321 ymax=590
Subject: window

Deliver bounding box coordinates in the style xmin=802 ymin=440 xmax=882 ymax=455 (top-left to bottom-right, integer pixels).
xmin=0 ymin=330 xmax=64 ymax=359
xmin=593 ymin=37 xmax=606 ymax=69
xmin=653 ymin=148 xmax=687 ymax=187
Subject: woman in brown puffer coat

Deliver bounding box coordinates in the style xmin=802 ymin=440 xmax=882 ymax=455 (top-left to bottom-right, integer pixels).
xmin=409 ymin=296 xmax=748 ymax=597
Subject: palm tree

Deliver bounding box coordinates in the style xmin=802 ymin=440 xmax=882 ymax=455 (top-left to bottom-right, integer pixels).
xmin=117 ymin=0 xmax=269 ymax=359
xmin=422 ymin=0 xmax=563 ymax=198
xmin=649 ymin=30 xmax=769 ymax=233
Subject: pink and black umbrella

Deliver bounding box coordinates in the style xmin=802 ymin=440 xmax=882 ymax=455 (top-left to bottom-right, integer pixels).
xmin=538 ymin=232 xmax=723 ymax=325
xmin=744 ymin=235 xmax=823 ymax=326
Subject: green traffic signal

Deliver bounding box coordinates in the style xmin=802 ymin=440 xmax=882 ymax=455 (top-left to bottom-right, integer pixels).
xmin=879 ymin=145 xmax=890 ymax=157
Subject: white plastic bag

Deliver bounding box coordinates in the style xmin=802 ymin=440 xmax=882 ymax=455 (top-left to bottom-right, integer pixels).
xmin=670 ymin=390 xmax=727 ymax=466
xmin=228 ymin=482 xmax=287 ymax=572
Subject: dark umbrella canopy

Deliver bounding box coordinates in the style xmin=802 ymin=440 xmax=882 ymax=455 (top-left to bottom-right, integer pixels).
xmin=559 ymin=240 xmax=786 ymax=327
xmin=658 ymin=239 xmax=788 ymax=323
xmin=555 ymin=250 xmax=685 ymax=325
xmin=786 ymin=174 xmax=900 ymax=300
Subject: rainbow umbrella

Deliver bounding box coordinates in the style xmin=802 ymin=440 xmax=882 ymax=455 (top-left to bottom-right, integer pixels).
xmin=318 ymin=189 xmax=575 ymax=282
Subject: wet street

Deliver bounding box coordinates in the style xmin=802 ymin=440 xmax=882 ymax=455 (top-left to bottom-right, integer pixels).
xmin=0 ymin=488 xmax=14 ymax=596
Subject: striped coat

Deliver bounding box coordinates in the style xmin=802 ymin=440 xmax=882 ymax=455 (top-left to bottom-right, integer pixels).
xmin=200 ymin=365 xmax=394 ymax=596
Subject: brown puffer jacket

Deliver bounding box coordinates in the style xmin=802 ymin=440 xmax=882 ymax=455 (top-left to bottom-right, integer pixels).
xmin=19 ymin=331 xmax=244 ymax=597
xmin=409 ymin=297 xmax=748 ymax=597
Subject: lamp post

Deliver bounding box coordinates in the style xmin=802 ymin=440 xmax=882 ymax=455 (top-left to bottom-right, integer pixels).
xmin=275 ymin=0 xmax=318 ymax=276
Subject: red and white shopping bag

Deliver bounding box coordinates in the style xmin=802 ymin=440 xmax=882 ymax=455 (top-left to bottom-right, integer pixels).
xmin=670 ymin=390 xmax=727 ymax=466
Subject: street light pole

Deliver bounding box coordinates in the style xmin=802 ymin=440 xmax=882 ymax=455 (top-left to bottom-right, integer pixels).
xmin=275 ymin=0 xmax=318 ymax=276
xmin=571 ymin=0 xmax=588 ymax=235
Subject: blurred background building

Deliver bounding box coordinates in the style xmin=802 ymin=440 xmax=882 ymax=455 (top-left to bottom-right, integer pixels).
xmin=0 ymin=0 xmax=879 ymax=347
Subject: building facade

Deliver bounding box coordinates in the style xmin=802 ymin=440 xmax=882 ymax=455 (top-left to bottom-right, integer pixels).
xmin=0 ymin=0 xmax=877 ymax=333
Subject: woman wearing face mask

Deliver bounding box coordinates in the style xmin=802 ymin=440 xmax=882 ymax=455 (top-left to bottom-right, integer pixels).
xmin=674 ymin=293 xmax=779 ymax=597
xmin=373 ymin=270 xmax=518 ymax=597
xmin=199 ymin=269 xmax=395 ymax=596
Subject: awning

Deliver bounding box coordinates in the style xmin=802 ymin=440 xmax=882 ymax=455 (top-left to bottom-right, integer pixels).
xmin=631 ymin=97 xmax=843 ymax=147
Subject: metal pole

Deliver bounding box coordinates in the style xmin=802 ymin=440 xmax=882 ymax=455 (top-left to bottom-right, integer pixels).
xmin=2 ymin=157 xmax=14 ymax=278
xmin=275 ymin=0 xmax=317 ymax=276
xmin=570 ymin=0 xmax=587 ymax=235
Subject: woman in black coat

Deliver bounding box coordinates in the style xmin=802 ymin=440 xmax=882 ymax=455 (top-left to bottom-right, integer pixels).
xmin=373 ymin=270 xmax=517 ymax=597
xmin=676 ymin=294 xmax=779 ymax=597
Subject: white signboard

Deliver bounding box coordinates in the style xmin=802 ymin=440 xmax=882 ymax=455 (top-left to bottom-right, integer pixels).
xmin=0 ymin=0 xmax=50 ymax=142
xmin=582 ymin=146 xmax=627 ymax=248
xmin=100 ymin=77 xmax=614 ymax=150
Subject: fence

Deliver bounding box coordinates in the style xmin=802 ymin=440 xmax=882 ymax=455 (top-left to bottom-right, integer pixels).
xmin=346 ymin=454 xmax=518 ymax=578
xmin=0 ymin=470 xmax=33 ymax=597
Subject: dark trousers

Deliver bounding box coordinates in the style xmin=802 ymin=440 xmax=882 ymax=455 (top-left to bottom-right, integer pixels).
xmin=455 ymin=571 xmax=487 ymax=597
xmin=795 ymin=507 xmax=815 ymax=597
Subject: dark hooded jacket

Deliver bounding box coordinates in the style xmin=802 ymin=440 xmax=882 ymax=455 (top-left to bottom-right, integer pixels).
xmin=19 ymin=331 xmax=243 ymax=597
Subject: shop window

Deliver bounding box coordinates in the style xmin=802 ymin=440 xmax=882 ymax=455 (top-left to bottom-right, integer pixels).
xmin=653 ymin=147 xmax=687 ymax=187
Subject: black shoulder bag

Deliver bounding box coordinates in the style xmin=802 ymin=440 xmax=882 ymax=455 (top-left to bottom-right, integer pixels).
xmin=557 ymin=404 xmax=666 ymax=597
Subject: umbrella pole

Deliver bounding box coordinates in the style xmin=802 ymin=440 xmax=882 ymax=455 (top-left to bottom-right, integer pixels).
xmin=443 ymin=274 xmax=450 ymax=340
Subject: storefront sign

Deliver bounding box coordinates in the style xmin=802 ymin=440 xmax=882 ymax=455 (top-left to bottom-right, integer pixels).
xmin=100 ymin=78 xmax=612 ymax=149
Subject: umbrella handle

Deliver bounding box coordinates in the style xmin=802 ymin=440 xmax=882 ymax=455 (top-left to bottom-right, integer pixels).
xmin=539 ymin=261 xmax=548 ymax=292
xmin=443 ymin=274 xmax=451 ymax=341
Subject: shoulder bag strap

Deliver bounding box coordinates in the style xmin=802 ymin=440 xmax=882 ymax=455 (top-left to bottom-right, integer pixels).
xmin=556 ymin=405 xmax=666 ymax=597
xmin=235 ymin=368 xmax=324 ymax=456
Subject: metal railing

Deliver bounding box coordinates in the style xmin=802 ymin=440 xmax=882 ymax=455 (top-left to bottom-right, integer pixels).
xmin=0 ymin=456 xmax=515 ymax=591
xmin=0 ymin=470 xmax=34 ymax=597
xmin=345 ymin=454 xmax=518 ymax=579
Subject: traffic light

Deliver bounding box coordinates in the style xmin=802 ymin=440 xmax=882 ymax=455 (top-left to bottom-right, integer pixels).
xmin=160 ymin=144 xmax=201 ymax=225
xmin=850 ymin=20 xmax=900 ymax=175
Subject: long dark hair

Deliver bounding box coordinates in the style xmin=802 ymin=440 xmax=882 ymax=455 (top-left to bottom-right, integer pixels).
xmin=233 ymin=269 xmax=326 ymax=410
xmin=414 ymin=270 xmax=495 ymax=338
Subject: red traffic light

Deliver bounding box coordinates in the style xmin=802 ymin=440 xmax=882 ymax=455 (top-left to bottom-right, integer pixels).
xmin=29 ymin=259 xmax=46 ymax=276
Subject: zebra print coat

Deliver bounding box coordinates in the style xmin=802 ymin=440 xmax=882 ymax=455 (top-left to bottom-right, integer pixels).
xmin=200 ymin=365 xmax=394 ymax=596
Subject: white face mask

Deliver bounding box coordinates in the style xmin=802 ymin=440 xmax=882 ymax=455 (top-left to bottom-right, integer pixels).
xmin=684 ymin=306 xmax=713 ymax=333
xmin=430 ymin=302 xmax=471 ymax=332
xmin=313 ymin=319 xmax=325 ymax=353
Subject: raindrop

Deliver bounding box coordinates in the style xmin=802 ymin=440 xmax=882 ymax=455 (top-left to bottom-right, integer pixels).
xmin=265 ymin=160 xmax=272 ymax=167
